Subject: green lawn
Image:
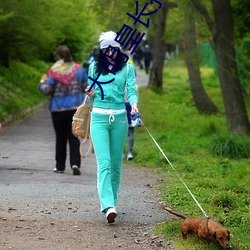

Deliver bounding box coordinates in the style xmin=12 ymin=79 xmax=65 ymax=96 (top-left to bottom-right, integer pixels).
xmin=128 ymin=58 xmax=250 ymax=250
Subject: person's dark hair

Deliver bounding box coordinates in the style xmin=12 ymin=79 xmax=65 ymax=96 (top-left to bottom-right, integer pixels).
xmin=95 ymin=48 xmax=127 ymax=75
xmin=54 ymin=45 xmax=73 ymax=63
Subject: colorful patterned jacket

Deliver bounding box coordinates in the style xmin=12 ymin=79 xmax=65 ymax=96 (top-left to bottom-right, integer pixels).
xmin=39 ymin=60 xmax=88 ymax=112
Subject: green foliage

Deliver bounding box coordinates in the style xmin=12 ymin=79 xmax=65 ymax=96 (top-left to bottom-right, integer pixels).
xmin=232 ymin=0 xmax=250 ymax=39
xmin=0 ymin=0 xmax=99 ymax=66
xmin=236 ymin=37 xmax=250 ymax=95
xmin=91 ymin=0 xmax=149 ymax=33
xmin=233 ymin=0 xmax=250 ymax=102
xmin=164 ymin=1 xmax=184 ymax=44
xmin=129 ymin=58 xmax=250 ymax=249
xmin=0 ymin=60 xmax=48 ymax=122
xmin=163 ymin=0 xmax=212 ymax=45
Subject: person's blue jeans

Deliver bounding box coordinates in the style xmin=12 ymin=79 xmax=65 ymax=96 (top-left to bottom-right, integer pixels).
xmin=90 ymin=111 xmax=128 ymax=212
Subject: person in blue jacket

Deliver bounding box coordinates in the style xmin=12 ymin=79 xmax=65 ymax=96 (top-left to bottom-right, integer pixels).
xmin=86 ymin=31 xmax=139 ymax=223
xmin=39 ymin=45 xmax=88 ymax=176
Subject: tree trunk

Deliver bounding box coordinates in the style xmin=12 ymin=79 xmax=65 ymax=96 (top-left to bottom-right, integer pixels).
xmin=148 ymin=0 xmax=169 ymax=89
xmin=212 ymin=0 xmax=250 ymax=134
xmin=184 ymin=3 xmax=218 ymax=114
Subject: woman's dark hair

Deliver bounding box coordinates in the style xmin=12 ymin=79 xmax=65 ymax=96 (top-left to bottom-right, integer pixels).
xmin=54 ymin=45 xmax=73 ymax=63
xmin=95 ymin=48 xmax=127 ymax=75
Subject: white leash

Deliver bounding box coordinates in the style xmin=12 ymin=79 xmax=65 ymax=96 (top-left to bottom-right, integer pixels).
xmin=139 ymin=118 xmax=209 ymax=218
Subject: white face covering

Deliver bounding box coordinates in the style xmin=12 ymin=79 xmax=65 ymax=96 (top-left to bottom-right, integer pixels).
xmin=99 ymin=31 xmax=121 ymax=49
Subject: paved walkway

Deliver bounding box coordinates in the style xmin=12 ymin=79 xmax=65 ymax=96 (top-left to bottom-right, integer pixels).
xmin=0 ymin=105 xmax=163 ymax=222
xmin=0 ymin=71 xmax=173 ymax=249
xmin=0 ymin=70 xmax=160 ymax=222
xmin=135 ymin=68 xmax=149 ymax=88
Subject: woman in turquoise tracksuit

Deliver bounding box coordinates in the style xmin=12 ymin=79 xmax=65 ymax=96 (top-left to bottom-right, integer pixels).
xmin=86 ymin=31 xmax=138 ymax=223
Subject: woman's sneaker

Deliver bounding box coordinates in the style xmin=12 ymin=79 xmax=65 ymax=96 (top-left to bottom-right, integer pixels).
xmin=105 ymin=207 xmax=117 ymax=223
xmin=72 ymin=165 xmax=81 ymax=175
xmin=127 ymin=152 xmax=133 ymax=160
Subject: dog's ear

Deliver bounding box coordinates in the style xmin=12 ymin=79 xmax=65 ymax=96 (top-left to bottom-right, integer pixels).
xmin=213 ymin=231 xmax=217 ymax=240
xmin=227 ymin=230 xmax=230 ymax=240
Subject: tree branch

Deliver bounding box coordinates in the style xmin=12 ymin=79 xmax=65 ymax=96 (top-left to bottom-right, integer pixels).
xmin=190 ymin=0 xmax=216 ymax=37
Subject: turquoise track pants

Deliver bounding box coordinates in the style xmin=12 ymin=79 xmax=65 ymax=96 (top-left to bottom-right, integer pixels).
xmin=90 ymin=111 xmax=128 ymax=212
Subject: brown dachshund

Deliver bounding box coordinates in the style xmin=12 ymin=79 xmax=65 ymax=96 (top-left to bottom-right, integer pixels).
xmin=162 ymin=207 xmax=231 ymax=249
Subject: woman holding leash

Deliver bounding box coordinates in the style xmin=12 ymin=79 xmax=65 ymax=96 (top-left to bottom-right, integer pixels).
xmin=86 ymin=31 xmax=138 ymax=223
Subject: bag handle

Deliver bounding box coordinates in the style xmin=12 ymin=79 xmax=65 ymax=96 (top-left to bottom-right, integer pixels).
xmin=83 ymin=94 xmax=88 ymax=105
xmin=79 ymin=137 xmax=94 ymax=158
xmin=79 ymin=113 xmax=94 ymax=158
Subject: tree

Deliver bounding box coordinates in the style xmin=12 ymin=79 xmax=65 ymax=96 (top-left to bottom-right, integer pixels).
xmin=0 ymin=0 xmax=59 ymax=66
xmin=190 ymin=0 xmax=250 ymax=134
xmin=91 ymin=0 xmax=134 ymax=33
xmin=0 ymin=0 xmax=97 ymax=66
xmin=184 ymin=1 xmax=218 ymax=114
xmin=148 ymin=1 xmax=177 ymax=89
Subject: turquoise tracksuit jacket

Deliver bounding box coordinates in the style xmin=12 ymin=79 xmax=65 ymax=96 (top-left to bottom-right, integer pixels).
xmin=87 ymin=62 xmax=138 ymax=109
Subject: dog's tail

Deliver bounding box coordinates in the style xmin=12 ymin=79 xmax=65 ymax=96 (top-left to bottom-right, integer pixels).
xmin=162 ymin=206 xmax=187 ymax=220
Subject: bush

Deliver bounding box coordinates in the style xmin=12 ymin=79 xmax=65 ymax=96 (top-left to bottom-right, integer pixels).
xmin=0 ymin=60 xmax=48 ymax=122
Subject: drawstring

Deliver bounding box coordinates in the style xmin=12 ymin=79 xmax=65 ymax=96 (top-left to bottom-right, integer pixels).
xmin=109 ymin=112 xmax=115 ymax=124
xmin=92 ymin=108 xmax=124 ymax=124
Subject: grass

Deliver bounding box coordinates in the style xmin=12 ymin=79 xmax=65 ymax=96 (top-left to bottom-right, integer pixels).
xmin=128 ymin=58 xmax=250 ymax=250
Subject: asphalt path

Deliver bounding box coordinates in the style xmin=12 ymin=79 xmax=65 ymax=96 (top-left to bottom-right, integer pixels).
xmin=0 ymin=70 xmax=172 ymax=249
xmin=0 ymin=105 xmax=165 ymax=222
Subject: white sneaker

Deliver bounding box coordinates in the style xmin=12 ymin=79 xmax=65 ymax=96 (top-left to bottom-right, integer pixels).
xmin=127 ymin=152 xmax=133 ymax=160
xmin=105 ymin=207 xmax=117 ymax=223
xmin=53 ymin=168 xmax=64 ymax=173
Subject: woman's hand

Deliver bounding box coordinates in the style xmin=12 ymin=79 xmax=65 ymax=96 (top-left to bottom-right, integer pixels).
xmin=131 ymin=103 xmax=138 ymax=116
xmin=85 ymin=86 xmax=95 ymax=97
xmin=40 ymin=74 xmax=47 ymax=84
